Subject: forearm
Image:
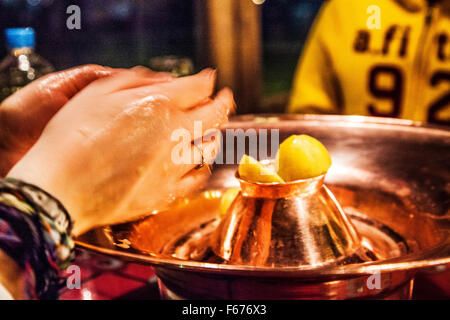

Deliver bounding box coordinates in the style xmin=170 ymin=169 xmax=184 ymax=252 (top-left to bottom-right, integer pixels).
xmin=0 ymin=107 xmax=28 ymax=177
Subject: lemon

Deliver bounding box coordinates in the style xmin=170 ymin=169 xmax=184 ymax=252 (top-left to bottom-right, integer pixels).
xmin=276 ymin=135 xmax=331 ymax=181
xmin=238 ymin=154 xmax=284 ymax=183
xmin=219 ymin=187 xmax=240 ymax=218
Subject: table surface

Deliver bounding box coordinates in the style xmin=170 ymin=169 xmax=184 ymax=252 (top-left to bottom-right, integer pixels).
xmin=59 ymin=248 xmax=450 ymax=300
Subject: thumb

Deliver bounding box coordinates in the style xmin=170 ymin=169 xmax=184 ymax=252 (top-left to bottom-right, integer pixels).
xmin=0 ymin=65 xmax=117 ymax=170
xmin=0 ymin=64 xmax=117 ymax=139
xmin=4 ymin=64 xmax=117 ymax=109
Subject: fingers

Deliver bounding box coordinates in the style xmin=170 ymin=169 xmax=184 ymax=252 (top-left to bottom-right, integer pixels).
xmin=96 ymin=66 xmax=175 ymax=93
xmin=131 ymin=66 xmax=173 ymax=80
xmin=171 ymin=137 xmax=219 ymax=178
xmin=117 ymin=68 xmax=217 ymax=110
xmin=165 ymin=68 xmax=217 ymax=109
xmin=197 ymin=131 xmax=222 ymax=165
xmin=34 ymin=64 xmax=118 ymax=99
xmin=177 ymin=164 xmax=212 ymax=195
xmin=184 ymin=87 xmax=235 ymax=140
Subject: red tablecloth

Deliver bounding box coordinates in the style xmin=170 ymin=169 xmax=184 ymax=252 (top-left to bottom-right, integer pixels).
xmin=59 ymin=249 xmax=450 ymax=300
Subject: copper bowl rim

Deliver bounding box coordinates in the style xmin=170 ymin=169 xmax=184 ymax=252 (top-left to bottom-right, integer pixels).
xmin=76 ymin=239 xmax=450 ymax=278
xmin=75 ymin=114 xmax=450 ymax=278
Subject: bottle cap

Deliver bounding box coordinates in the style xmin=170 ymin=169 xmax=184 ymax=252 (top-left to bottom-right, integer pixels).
xmin=5 ymin=28 xmax=35 ymax=49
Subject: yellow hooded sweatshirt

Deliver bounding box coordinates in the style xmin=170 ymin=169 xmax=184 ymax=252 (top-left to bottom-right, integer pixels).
xmin=288 ymin=0 xmax=450 ymax=125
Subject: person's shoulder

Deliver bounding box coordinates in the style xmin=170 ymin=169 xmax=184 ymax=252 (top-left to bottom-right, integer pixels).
xmin=324 ymin=0 xmax=398 ymax=13
xmin=320 ymin=0 xmax=401 ymax=26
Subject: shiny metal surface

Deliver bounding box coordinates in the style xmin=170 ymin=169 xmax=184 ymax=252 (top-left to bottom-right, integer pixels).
xmin=211 ymin=172 xmax=366 ymax=267
xmin=75 ymin=115 xmax=450 ymax=299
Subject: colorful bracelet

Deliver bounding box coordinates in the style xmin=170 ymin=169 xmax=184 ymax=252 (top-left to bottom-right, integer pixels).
xmin=0 ymin=178 xmax=74 ymax=299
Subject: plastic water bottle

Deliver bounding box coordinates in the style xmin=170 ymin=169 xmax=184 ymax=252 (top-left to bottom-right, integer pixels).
xmin=0 ymin=28 xmax=54 ymax=103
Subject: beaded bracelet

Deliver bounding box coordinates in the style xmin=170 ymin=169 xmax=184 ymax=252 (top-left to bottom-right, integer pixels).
xmin=0 ymin=178 xmax=74 ymax=299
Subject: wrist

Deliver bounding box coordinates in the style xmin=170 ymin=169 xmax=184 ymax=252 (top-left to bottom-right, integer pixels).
xmin=6 ymin=136 xmax=90 ymax=235
xmin=0 ymin=178 xmax=75 ymax=298
xmin=7 ymin=163 xmax=85 ymax=236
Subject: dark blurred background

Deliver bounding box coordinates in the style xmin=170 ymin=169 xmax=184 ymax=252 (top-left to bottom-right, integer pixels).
xmin=0 ymin=0 xmax=325 ymax=113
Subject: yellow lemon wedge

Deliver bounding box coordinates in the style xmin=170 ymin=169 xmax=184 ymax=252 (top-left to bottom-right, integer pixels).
xmin=219 ymin=187 xmax=240 ymax=218
xmin=238 ymin=154 xmax=284 ymax=183
xmin=276 ymin=135 xmax=332 ymax=181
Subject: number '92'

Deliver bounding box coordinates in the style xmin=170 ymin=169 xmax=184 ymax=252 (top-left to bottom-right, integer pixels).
xmin=226 ymin=305 xmax=266 ymax=315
